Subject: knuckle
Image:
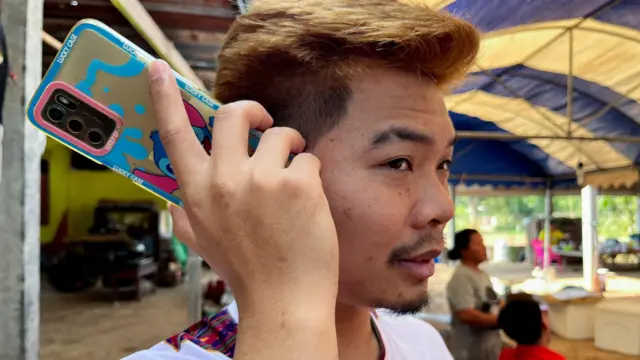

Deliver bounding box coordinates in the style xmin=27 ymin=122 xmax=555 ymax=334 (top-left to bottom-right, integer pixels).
xmin=282 ymin=172 xmax=311 ymax=194
xmin=212 ymin=181 xmax=236 ymax=209
xmin=212 ymin=177 xmax=233 ymax=197
xmin=158 ymin=126 xmax=182 ymax=147
xmin=216 ymin=101 xmax=267 ymax=123
xmin=262 ymin=127 xmax=305 ymax=149
xmin=149 ymin=78 xmax=169 ymax=97
xmin=249 ymin=169 xmax=279 ymax=191
xmin=296 ymin=153 xmax=322 ymax=170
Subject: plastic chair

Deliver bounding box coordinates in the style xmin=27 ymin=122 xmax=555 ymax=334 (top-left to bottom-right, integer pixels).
xmin=531 ymin=238 xmax=563 ymax=271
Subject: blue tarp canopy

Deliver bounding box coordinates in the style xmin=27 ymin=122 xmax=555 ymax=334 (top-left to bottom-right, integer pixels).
xmin=432 ymin=0 xmax=640 ymax=189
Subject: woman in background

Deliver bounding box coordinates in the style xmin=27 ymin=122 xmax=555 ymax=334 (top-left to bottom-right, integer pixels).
xmin=446 ymin=229 xmax=502 ymax=360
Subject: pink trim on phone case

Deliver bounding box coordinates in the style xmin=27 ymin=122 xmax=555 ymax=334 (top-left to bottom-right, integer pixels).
xmin=33 ymin=81 xmax=123 ymax=157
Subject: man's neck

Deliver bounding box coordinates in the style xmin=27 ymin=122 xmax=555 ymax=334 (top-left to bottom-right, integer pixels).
xmin=460 ymin=259 xmax=480 ymax=270
xmin=335 ymin=302 xmax=381 ymax=360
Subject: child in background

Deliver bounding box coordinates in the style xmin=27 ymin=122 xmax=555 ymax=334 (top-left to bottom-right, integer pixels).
xmin=498 ymin=293 xmax=565 ymax=360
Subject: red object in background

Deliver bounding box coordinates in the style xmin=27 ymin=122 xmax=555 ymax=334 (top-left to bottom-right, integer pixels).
xmin=499 ymin=346 xmax=565 ymax=360
xmin=205 ymin=279 xmax=227 ymax=305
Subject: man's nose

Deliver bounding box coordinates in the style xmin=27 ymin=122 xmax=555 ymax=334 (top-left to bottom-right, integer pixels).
xmin=409 ymin=179 xmax=454 ymax=229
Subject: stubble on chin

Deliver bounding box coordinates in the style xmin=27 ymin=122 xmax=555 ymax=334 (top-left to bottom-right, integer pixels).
xmin=372 ymin=294 xmax=430 ymax=316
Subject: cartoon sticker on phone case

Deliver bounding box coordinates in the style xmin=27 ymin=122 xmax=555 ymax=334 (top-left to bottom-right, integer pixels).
xmin=132 ymin=100 xmax=212 ymax=194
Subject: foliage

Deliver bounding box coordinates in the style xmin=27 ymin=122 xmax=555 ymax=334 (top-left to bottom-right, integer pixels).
xmin=453 ymin=194 xmax=638 ymax=243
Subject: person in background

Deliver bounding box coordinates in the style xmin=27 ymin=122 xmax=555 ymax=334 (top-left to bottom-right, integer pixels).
xmin=538 ymin=224 xmax=565 ymax=246
xmin=446 ymin=229 xmax=502 ymax=360
xmin=498 ymin=293 xmax=565 ymax=360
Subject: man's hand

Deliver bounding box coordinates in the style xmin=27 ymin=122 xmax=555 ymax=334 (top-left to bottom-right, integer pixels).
xmin=149 ymin=60 xmax=339 ymax=360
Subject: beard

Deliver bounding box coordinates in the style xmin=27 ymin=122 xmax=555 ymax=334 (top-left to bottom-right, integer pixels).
xmin=372 ymin=294 xmax=430 ymax=316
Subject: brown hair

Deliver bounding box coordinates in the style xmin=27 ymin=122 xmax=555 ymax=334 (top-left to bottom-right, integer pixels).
xmin=214 ymin=0 xmax=480 ymax=146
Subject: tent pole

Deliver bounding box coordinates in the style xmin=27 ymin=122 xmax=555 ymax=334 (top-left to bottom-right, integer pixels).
xmin=566 ymin=28 xmax=574 ymax=138
xmin=456 ymin=131 xmax=640 ymax=143
xmin=444 ymin=183 xmax=457 ymax=263
xmin=581 ymin=185 xmax=598 ymax=291
xmin=187 ymin=249 xmax=203 ymax=323
xmin=543 ymin=182 xmax=553 ymax=271
xmin=636 ymin=195 xmax=640 ymax=234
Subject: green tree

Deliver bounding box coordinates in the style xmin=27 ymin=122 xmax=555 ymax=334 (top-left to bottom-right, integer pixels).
xmin=452 ymin=194 xmax=638 ymax=245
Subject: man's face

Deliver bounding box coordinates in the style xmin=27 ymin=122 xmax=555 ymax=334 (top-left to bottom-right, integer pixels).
xmin=311 ymin=68 xmax=455 ymax=313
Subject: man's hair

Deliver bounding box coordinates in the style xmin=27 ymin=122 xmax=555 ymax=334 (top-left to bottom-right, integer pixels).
xmin=498 ymin=293 xmax=544 ymax=345
xmin=214 ymin=0 xmax=480 ymax=146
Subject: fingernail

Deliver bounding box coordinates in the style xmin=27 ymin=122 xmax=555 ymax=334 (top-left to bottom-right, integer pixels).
xmin=150 ymin=60 xmax=169 ymax=85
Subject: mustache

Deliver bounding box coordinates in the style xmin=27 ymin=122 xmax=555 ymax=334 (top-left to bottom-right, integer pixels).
xmin=388 ymin=232 xmax=444 ymax=263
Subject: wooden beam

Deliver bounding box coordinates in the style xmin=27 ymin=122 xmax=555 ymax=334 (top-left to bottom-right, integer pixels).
xmin=41 ymin=30 xmax=62 ymax=50
xmin=110 ymin=0 xmax=205 ymax=89
xmin=44 ymin=0 xmax=235 ymax=31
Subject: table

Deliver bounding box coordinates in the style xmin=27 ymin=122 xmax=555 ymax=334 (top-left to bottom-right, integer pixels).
xmin=555 ymin=250 xmax=583 ymax=269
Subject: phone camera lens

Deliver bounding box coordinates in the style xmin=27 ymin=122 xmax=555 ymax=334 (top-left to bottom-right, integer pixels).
xmin=87 ymin=129 xmax=104 ymax=145
xmin=46 ymin=105 xmax=66 ymax=122
xmin=67 ymin=118 xmax=84 ymax=134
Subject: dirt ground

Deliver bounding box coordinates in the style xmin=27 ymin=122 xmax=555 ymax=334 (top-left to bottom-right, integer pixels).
xmin=40 ymin=282 xmax=191 ymax=360
xmin=40 ymin=265 xmax=640 ymax=360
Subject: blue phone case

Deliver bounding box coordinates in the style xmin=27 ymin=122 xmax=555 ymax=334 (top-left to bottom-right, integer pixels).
xmin=27 ymin=19 xmax=262 ymax=207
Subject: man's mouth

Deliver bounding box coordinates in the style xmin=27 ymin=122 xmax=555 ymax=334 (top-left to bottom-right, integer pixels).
xmin=393 ymin=249 xmax=441 ymax=280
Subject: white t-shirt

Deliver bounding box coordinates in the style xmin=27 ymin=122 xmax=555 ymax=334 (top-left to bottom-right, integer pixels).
xmin=123 ymin=302 xmax=452 ymax=360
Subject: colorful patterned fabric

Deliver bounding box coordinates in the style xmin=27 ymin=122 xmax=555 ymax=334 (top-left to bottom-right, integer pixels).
xmin=165 ymin=309 xmax=237 ymax=357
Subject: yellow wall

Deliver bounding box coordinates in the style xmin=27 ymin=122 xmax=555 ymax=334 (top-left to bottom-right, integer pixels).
xmin=41 ymin=140 xmax=166 ymax=243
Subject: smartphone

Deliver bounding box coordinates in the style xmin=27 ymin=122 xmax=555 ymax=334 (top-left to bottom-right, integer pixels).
xmin=27 ymin=19 xmax=262 ymax=207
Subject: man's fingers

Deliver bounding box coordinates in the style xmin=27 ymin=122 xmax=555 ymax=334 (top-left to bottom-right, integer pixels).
xmin=287 ymin=152 xmax=322 ymax=175
xmin=251 ymin=127 xmax=306 ymax=169
xmin=168 ymin=204 xmax=199 ymax=251
xmin=149 ymin=60 xmax=208 ymax=185
xmin=211 ymin=101 xmax=274 ymax=165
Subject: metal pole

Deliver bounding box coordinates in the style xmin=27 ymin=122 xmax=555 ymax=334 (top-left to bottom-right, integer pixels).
xmin=636 ymin=195 xmax=640 ymax=234
xmin=576 ymin=80 xmax=640 ymax=129
xmin=581 ymin=185 xmax=598 ymax=292
xmin=187 ymin=249 xmax=203 ymax=323
xmin=0 ymin=0 xmax=44 ymax=358
xmin=567 ymin=28 xmax=574 ymax=138
xmin=543 ymin=185 xmax=553 ymax=270
xmin=455 ymin=131 xmax=640 ymax=143
xmin=444 ymin=183 xmax=457 ymax=262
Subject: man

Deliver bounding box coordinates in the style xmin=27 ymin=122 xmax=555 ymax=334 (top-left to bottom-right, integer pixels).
xmin=446 ymin=229 xmax=502 ymax=360
xmin=498 ymin=293 xmax=565 ymax=360
xmin=126 ymin=1 xmax=480 ymax=359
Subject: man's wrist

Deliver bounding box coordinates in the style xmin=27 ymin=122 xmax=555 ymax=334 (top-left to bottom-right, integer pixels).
xmin=234 ymin=298 xmax=338 ymax=360
xmin=232 ymin=276 xmax=338 ymax=314
xmin=237 ymin=288 xmax=337 ymax=322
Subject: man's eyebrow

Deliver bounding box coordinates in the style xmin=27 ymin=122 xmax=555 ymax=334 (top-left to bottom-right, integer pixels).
xmin=370 ymin=126 xmax=457 ymax=148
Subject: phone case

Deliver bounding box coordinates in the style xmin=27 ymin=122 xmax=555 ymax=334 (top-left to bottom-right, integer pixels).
xmin=27 ymin=19 xmax=260 ymax=207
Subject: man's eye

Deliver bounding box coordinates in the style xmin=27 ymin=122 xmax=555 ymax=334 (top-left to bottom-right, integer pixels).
xmin=438 ymin=159 xmax=452 ymax=171
xmin=386 ymin=158 xmax=412 ymax=171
